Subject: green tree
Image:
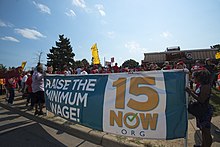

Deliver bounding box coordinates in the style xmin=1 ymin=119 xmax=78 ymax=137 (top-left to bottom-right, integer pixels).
xmin=0 ymin=64 xmax=7 ymax=78
xmin=122 ymin=59 xmax=139 ymax=68
xmin=81 ymin=58 xmax=90 ymax=67
xmin=75 ymin=60 xmax=83 ymax=68
xmin=47 ymin=34 xmax=75 ymax=71
xmin=0 ymin=64 xmax=6 ymax=71
xmin=74 ymin=59 xmax=90 ymax=69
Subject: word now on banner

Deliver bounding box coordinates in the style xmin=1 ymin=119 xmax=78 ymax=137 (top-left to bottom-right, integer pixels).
xmin=44 ymin=70 xmax=188 ymax=140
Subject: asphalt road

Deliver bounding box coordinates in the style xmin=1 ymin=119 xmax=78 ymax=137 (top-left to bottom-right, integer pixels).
xmin=0 ymin=106 xmax=102 ymax=147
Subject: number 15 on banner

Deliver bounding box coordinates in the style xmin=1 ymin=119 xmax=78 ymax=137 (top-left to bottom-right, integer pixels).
xmin=112 ymin=77 xmax=159 ymax=111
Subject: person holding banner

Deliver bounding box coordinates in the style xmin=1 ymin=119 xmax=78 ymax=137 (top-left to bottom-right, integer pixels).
xmin=32 ymin=64 xmax=45 ymax=115
xmin=204 ymin=58 xmax=217 ymax=88
xmin=186 ymin=70 xmax=213 ymax=147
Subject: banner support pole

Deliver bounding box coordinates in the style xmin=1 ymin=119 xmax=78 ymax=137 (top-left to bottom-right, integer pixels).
xmin=184 ymin=70 xmax=189 ymax=147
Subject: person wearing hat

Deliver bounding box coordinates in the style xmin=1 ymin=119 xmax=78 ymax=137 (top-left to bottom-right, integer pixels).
xmin=175 ymin=61 xmax=185 ymax=69
xmin=190 ymin=60 xmax=206 ymax=89
xmin=204 ymin=58 xmax=217 ymax=88
xmin=162 ymin=61 xmax=171 ymax=70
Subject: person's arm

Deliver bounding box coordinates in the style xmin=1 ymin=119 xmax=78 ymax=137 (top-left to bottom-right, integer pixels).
xmin=186 ymin=85 xmax=210 ymax=103
xmin=186 ymin=87 xmax=199 ymax=100
xmin=197 ymin=85 xmax=210 ymax=103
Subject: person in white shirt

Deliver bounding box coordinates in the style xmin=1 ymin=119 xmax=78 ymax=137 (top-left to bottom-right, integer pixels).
xmin=32 ymin=64 xmax=45 ymax=115
xmin=76 ymin=67 xmax=82 ymax=74
xmin=21 ymin=73 xmax=28 ymax=93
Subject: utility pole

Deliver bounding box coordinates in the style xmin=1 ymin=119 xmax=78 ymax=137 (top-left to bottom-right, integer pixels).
xmin=38 ymin=51 xmax=43 ymax=64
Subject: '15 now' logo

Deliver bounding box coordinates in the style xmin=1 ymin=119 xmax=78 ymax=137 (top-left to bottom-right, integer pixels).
xmin=110 ymin=77 xmax=159 ymax=130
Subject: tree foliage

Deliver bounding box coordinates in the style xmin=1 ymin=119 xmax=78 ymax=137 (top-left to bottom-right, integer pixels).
xmin=47 ymin=34 xmax=75 ymax=71
xmin=122 ymin=59 xmax=139 ymax=68
xmin=74 ymin=60 xmax=83 ymax=68
xmin=74 ymin=59 xmax=90 ymax=69
xmin=81 ymin=58 xmax=90 ymax=67
xmin=0 ymin=64 xmax=7 ymax=73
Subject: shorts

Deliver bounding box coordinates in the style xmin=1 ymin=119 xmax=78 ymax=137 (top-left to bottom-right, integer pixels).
xmin=33 ymin=91 xmax=45 ymax=104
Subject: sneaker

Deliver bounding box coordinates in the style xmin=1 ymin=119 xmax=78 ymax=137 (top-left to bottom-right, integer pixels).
xmin=215 ymin=129 xmax=220 ymax=134
xmin=27 ymin=106 xmax=33 ymax=111
xmin=7 ymin=103 xmax=12 ymax=106
xmin=38 ymin=111 xmax=45 ymax=116
xmin=34 ymin=110 xmax=39 ymax=115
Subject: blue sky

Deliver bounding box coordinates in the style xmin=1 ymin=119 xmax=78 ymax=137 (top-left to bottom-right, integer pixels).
xmin=0 ymin=0 xmax=220 ymax=69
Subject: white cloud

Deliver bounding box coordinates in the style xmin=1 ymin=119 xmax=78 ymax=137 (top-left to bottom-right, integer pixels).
xmin=1 ymin=36 xmax=20 ymax=42
xmin=65 ymin=9 xmax=76 ymax=17
xmin=160 ymin=31 xmax=172 ymax=38
xmin=73 ymin=0 xmax=86 ymax=8
xmin=0 ymin=20 xmax=7 ymax=27
xmin=107 ymin=31 xmax=115 ymax=39
xmin=95 ymin=4 xmax=106 ymax=16
xmin=15 ymin=28 xmax=46 ymax=40
xmin=33 ymin=1 xmax=51 ymax=14
xmin=0 ymin=20 xmax=13 ymax=27
xmin=101 ymin=20 xmax=107 ymax=25
xmin=125 ymin=41 xmax=148 ymax=54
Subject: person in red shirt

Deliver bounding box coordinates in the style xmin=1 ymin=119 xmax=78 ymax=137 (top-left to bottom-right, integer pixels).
xmin=25 ymin=71 xmax=34 ymax=110
xmin=162 ymin=61 xmax=171 ymax=70
xmin=113 ymin=63 xmax=119 ymax=73
xmin=7 ymin=77 xmax=16 ymax=105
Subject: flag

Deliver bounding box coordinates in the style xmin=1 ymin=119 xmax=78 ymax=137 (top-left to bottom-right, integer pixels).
xmin=111 ymin=57 xmax=114 ymax=63
xmin=21 ymin=61 xmax=27 ymax=70
xmin=105 ymin=61 xmax=111 ymax=66
xmin=215 ymin=52 xmax=220 ymax=59
xmin=91 ymin=43 xmax=100 ymax=64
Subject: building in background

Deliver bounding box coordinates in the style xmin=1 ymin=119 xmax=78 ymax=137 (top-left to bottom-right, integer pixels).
xmin=142 ymin=47 xmax=218 ymax=68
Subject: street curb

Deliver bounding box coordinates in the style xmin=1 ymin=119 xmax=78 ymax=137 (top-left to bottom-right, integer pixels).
xmin=0 ymin=101 xmax=134 ymax=147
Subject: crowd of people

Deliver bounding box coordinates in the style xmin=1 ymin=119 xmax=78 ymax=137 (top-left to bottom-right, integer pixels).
xmin=3 ymin=63 xmax=45 ymax=115
xmin=51 ymin=60 xmax=189 ymax=75
xmin=1 ymin=58 xmax=220 ymax=147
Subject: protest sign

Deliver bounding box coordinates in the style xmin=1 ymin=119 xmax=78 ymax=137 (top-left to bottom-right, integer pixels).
xmin=44 ymin=70 xmax=187 ymax=139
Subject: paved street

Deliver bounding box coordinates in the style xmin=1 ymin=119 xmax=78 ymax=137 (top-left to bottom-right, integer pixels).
xmin=0 ymin=92 xmax=220 ymax=147
xmin=0 ymin=106 xmax=101 ymax=147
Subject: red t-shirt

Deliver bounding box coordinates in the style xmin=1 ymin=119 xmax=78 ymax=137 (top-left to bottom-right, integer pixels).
xmin=113 ymin=66 xmax=119 ymax=73
xmin=7 ymin=78 xmax=16 ymax=88
xmin=25 ymin=76 xmax=32 ymax=92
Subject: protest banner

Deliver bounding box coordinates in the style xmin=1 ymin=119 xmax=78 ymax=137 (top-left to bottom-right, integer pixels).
xmin=44 ymin=70 xmax=187 ymax=140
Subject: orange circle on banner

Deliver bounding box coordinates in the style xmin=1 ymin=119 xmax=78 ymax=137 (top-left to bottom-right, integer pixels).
xmin=124 ymin=112 xmax=139 ymax=129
